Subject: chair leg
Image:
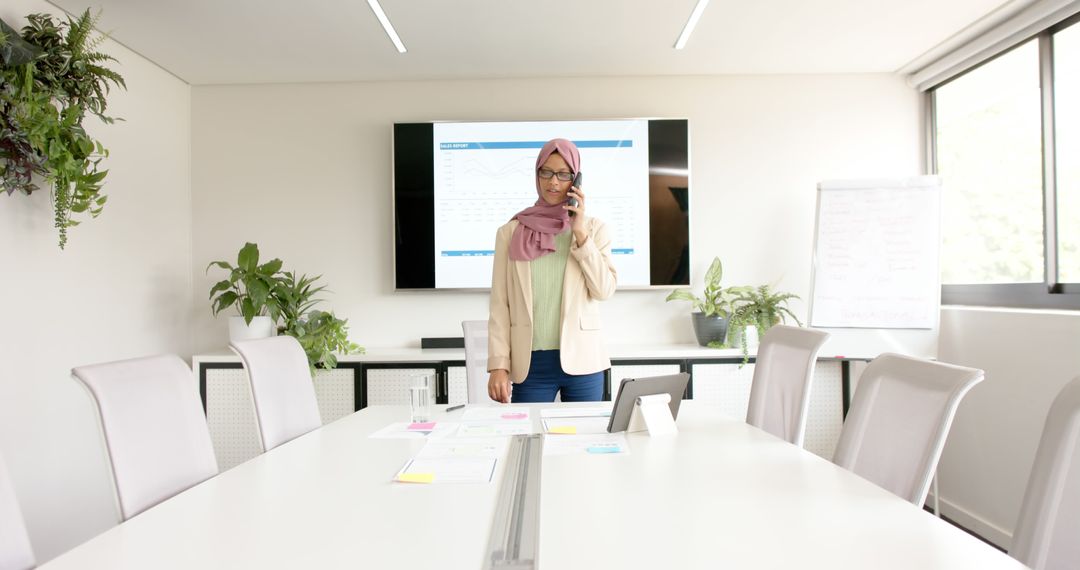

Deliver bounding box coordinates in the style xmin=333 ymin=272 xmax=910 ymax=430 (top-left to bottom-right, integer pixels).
xmin=933 ymin=471 xmax=941 ymax=518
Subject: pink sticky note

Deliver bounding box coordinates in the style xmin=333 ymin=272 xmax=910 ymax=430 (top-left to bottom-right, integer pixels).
xmin=501 ymin=412 xmax=527 ymax=420
xmin=408 ymin=422 xmax=436 ymax=431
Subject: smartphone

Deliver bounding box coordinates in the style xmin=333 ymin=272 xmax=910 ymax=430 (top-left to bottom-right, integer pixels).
xmin=568 ymin=172 xmax=582 ymax=216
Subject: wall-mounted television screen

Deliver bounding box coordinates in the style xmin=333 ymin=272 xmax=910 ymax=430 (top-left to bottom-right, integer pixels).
xmin=393 ymin=119 xmax=689 ymax=290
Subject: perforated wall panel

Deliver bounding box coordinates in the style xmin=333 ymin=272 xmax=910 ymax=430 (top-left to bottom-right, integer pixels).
xmin=205 ymin=368 xmax=261 ymax=471
xmin=803 ymin=362 xmax=843 ymax=460
xmin=609 ymin=364 xmax=683 ymax=401
xmin=690 ymin=363 xmax=756 ymax=420
xmin=366 ymin=368 xmax=437 ymax=406
xmin=205 ymin=366 xmax=358 ymax=471
xmin=447 ymin=366 xmax=468 ymax=405
xmin=313 ymin=368 xmax=356 ymax=424
xmin=689 ymin=362 xmax=843 ymax=460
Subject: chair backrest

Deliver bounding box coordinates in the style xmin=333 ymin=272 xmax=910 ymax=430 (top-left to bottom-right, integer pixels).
xmin=832 ymin=353 xmax=984 ymax=506
xmin=1010 ymin=375 xmax=1080 ymax=570
xmin=462 ymin=320 xmax=497 ymax=404
xmin=745 ymin=325 xmax=831 ymax=446
xmin=71 ymin=355 xmax=219 ymax=521
xmin=0 ymin=453 xmax=35 ymax=570
xmin=230 ymin=336 xmax=322 ymax=452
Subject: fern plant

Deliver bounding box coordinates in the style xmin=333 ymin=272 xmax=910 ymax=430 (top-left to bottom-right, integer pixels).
xmin=728 ymin=284 xmax=802 ymax=363
xmin=0 ymin=10 xmax=125 ymax=248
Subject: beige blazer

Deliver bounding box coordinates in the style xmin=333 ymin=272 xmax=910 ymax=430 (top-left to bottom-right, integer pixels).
xmin=487 ymin=216 xmax=617 ymax=383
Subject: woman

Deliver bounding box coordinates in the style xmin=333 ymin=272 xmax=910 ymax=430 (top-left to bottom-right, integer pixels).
xmin=487 ymin=138 xmax=617 ymax=403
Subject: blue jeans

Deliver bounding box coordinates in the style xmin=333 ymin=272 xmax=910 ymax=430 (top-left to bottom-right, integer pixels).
xmin=511 ymin=350 xmax=605 ymax=403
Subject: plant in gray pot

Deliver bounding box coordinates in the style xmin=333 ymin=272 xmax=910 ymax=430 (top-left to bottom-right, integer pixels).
xmin=665 ymin=257 xmax=750 ymax=348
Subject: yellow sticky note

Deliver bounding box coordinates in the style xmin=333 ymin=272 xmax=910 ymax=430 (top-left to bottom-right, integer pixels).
xmin=396 ymin=473 xmax=435 ymax=484
xmin=549 ymin=426 xmax=577 ymax=435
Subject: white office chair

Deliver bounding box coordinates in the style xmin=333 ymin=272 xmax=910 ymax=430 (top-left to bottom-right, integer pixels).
xmin=0 ymin=453 xmax=35 ymax=570
xmin=832 ymin=353 xmax=983 ymax=506
xmin=462 ymin=320 xmax=498 ymax=404
xmin=745 ymin=325 xmax=831 ymax=447
xmin=1010 ymin=375 xmax=1080 ymax=570
xmin=71 ymin=355 xmax=219 ymax=521
xmin=230 ymin=336 xmax=322 ymax=452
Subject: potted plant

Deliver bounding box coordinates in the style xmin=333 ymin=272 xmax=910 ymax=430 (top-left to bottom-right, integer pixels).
xmin=0 ymin=10 xmax=126 ymax=249
xmin=207 ymin=242 xmax=284 ymax=342
xmin=728 ymin=284 xmax=802 ymax=362
xmin=665 ymin=257 xmax=750 ymax=348
xmin=273 ymin=271 xmax=363 ymax=373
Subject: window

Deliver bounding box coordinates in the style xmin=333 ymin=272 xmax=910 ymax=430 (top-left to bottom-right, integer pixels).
xmin=932 ymin=17 xmax=1080 ymax=308
xmin=935 ymin=41 xmax=1043 ymax=285
xmin=1056 ymin=23 xmax=1080 ymax=283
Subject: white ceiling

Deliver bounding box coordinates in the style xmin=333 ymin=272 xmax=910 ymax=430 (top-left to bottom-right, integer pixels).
xmin=49 ymin=0 xmax=1022 ymax=85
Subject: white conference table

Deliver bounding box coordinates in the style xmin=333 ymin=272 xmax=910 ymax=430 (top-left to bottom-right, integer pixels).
xmin=40 ymin=403 xmax=1024 ymax=569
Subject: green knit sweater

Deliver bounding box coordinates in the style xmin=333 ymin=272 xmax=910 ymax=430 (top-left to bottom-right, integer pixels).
xmin=530 ymin=231 xmax=572 ymax=350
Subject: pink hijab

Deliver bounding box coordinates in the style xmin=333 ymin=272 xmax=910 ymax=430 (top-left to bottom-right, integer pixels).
xmin=508 ymin=138 xmax=581 ymax=261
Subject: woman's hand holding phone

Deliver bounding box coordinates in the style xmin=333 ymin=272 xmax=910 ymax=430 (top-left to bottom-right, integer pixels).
xmin=567 ymin=172 xmax=583 ymax=218
xmin=567 ymin=172 xmax=582 ymax=215
xmin=567 ymin=171 xmax=588 ymax=245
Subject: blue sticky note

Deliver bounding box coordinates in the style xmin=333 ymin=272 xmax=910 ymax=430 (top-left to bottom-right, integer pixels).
xmin=586 ymin=445 xmax=621 ymax=454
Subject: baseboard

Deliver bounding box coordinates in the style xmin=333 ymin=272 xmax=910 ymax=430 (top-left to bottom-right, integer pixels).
xmin=926 ymin=493 xmax=1013 ymax=550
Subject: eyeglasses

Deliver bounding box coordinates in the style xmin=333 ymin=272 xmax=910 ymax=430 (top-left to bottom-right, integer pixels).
xmin=537 ymin=168 xmax=574 ymax=182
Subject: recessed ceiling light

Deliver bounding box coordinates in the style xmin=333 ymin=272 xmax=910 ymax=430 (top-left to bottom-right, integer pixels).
xmin=674 ymin=0 xmax=710 ymax=50
xmin=367 ymin=0 xmax=407 ymax=53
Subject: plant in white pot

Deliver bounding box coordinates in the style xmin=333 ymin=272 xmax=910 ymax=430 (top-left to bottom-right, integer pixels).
xmin=665 ymin=257 xmax=750 ymax=348
xmin=728 ymin=284 xmax=802 ymax=363
xmin=207 ymin=242 xmax=284 ymax=342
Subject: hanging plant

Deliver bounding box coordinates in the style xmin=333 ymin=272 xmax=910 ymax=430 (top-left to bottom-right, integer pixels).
xmin=0 ymin=9 xmax=125 ymax=248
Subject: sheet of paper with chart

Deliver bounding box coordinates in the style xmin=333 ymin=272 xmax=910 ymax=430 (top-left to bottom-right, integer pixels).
xmin=541 ymin=416 xmax=610 ymax=435
xmin=543 ymin=433 xmax=630 ymax=456
xmin=461 ymin=407 xmax=532 ymax=422
xmin=394 ymin=438 xmax=506 ymax=484
xmin=540 ymin=406 xmax=612 ymax=435
xmin=457 ymin=406 xmax=534 ymax=437
xmin=540 ymin=406 xmax=612 ymax=419
xmin=457 ymin=422 xmax=533 ymax=437
xmin=369 ymin=421 xmax=460 ymax=439
xmin=431 ymin=120 xmax=651 ymax=288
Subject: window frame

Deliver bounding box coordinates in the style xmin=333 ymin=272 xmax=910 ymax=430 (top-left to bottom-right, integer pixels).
xmin=932 ymin=14 xmax=1080 ymax=310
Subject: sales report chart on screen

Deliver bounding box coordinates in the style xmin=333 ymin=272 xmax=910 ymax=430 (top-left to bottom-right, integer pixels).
xmin=432 ymin=120 xmax=651 ymax=288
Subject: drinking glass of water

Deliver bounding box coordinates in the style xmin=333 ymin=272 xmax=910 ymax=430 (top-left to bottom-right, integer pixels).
xmin=409 ymin=374 xmax=433 ymax=423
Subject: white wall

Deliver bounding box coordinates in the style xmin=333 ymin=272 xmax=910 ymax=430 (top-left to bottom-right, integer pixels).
xmin=0 ymin=1 xmax=192 ymax=561
xmin=190 ymin=75 xmax=922 ymax=353
xmin=937 ymin=306 xmax=1080 ymax=548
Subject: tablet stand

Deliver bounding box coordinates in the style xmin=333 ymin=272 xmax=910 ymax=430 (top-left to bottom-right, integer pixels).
xmin=627 ymin=393 xmax=678 ymax=436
